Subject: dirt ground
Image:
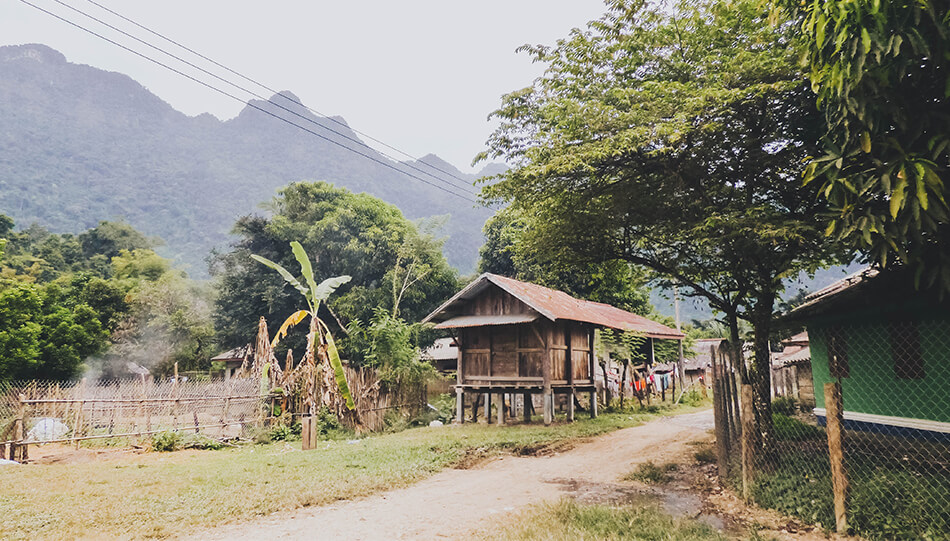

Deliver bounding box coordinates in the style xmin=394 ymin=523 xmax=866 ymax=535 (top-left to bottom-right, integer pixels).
xmin=181 ymin=410 xmax=854 ymax=541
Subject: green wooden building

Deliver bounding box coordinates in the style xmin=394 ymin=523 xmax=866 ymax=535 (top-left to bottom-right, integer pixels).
xmin=784 ymin=268 xmax=950 ymax=440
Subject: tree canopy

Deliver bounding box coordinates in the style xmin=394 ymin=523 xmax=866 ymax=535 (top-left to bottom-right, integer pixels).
xmin=211 ymin=182 xmax=459 ymax=361
xmin=774 ymin=0 xmax=950 ymax=290
xmin=478 ymin=0 xmax=844 ymax=445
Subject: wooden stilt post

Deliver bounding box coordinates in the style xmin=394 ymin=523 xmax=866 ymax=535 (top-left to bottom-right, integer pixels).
xmin=543 ymin=390 xmax=553 ymax=425
xmin=484 ymin=392 xmax=492 ymax=424
xmin=523 ymin=392 xmax=531 ymax=422
xmin=740 ymin=384 xmax=755 ymax=501
xmin=455 ymin=387 xmax=464 ymax=424
xmin=590 ymin=389 xmax=598 ymax=418
xmin=496 ymin=393 xmax=505 ymax=426
xmin=825 ymin=382 xmax=849 ymax=534
xmin=567 ymin=391 xmax=575 ymax=422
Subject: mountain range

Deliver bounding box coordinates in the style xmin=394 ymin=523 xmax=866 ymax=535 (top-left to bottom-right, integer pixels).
xmin=0 ymin=44 xmax=496 ymax=276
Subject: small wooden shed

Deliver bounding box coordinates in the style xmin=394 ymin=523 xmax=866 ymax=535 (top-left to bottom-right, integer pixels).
xmin=422 ymin=273 xmax=684 ymax=425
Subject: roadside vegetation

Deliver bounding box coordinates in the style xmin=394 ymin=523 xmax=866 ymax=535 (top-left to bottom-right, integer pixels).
xmin=484 ymin=500 xmax=727 ymax=541
xmin=0 ymin=403 xmax=706 ymax=540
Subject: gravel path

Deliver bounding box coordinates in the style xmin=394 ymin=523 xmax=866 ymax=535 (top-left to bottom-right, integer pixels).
xmin=184 ymin=410 xmax=714 ymax=541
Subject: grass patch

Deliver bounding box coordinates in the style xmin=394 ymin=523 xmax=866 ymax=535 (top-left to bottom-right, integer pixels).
xmin=694 ymin=446 xmax=717 ymax=465
xmin=772 ymin=413 xmax=824 ymax=442
xmin=0 ymin=404 xmax=707 ymax=540
xmin=485 ymin=499 xmax=726 ymax=540
xmin=624 ymin=461 xmax=679 ymax=484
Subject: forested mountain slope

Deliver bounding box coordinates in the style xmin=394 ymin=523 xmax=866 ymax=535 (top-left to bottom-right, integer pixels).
xmin=0 ymin=44 xmax=494 ymax=276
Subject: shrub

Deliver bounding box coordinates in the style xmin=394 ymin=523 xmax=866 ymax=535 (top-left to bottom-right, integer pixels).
xmin=181 ymin=433 xmax=224 ymax=450
xmin=625 ymin=461 xmax=678 ymax=484
xmin=771 ymin=396 xmax=798 ymax=416
xmin=679 ymin=389 xmax=704 ymax=407
xmin=694 ymin=447 xmax=717 ymax=465
xmin=268 ymin=424 xmax=294 ymax=442
xmin=773 ymin=413 xmax=824 ymax=441
xmin=430 ymin=393 xmax=456 ymax=423
xmin=151 ymin=431 xmax=184 ymax=452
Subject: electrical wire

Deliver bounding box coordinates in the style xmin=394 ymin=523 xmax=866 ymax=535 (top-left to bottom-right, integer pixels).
xmin=45 ymin=0 xmax=480 ymax=197
xmin=80 ymin=0 xmax=480 ymax=192
xmin=16 ymin=0 xmax=483 ymax=204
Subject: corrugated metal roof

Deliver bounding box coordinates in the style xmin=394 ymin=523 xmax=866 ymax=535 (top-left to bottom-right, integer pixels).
xmin=435 ymin=313 xmax=539 ymax=329
xmin=423 ymin=273 xmax=684 ymax=340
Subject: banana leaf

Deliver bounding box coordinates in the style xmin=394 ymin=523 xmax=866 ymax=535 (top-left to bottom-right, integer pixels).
xmin=319 ymin=319 xmax=355 ymax=410
xmin=250 ymin=254 xmax=309 ymax=299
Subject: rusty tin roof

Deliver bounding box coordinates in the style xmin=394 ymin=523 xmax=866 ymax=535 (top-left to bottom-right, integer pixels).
xmin=423 ymin=273 xmax=684 ymax=340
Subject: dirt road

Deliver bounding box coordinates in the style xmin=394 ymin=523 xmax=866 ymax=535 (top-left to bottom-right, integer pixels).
xmin=184 ymin=411 xmax=715 ymax=540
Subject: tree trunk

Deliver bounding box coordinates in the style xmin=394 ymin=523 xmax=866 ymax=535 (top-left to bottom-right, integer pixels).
xmin=749 ymin=292 xmax=776 ymax=462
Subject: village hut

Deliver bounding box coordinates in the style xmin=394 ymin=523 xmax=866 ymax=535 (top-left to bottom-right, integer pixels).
xmin=422 ymin=273 xmax=684 ymax=425
xmin=211 ymin=345 xmax=252 ymax=380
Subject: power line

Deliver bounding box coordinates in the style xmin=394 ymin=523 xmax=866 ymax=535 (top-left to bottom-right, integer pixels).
xmin=44 ymin=0 xmax=480 ymax=197
xmin=16 ymin=0 xmax=482 ymax=204
xmin=80 ymin=0 xmax=480 ymax=192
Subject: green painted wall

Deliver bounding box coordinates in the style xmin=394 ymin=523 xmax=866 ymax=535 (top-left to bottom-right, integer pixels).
xmin=809 ymin=308 xmax=950 ymax=423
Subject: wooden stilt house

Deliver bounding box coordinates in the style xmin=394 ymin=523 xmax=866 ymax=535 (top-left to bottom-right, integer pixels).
xmin=422 ymin=274 xmax=684 ymax=425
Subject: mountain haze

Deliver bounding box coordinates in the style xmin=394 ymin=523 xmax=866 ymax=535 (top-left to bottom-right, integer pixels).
xmin=0 ymin=44 xmax=495 ymax=276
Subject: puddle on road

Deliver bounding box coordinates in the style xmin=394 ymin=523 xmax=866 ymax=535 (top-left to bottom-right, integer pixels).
xmin=548 ymin=478 xmax=729 ymax=532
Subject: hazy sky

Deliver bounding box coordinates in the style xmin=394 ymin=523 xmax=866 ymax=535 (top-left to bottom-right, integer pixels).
xmin=0 ymin=0 xmax=608 ymax=172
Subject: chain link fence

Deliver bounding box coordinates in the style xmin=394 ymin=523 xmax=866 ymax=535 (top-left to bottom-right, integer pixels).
xmin=712 ymin=320 xmax=950 ymax=540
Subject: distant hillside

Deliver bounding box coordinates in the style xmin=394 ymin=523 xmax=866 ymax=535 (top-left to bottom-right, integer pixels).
xmin=0 ymin=44 xmax=496 ymax=276
xmin=650 ymin=262 xmax=866 ymax=324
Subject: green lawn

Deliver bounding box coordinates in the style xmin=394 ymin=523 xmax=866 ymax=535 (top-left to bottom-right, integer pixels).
xmin=0 ymin=404 xmax=705 ymax=540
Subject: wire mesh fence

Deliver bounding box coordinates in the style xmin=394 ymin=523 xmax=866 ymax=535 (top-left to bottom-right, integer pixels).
xmin=712 ymin=321 xmax=950 ymax=540
xmin=1 ymin=378 xmax=261 ymax=460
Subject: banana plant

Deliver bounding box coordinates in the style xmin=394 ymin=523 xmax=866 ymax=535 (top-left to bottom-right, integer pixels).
xmin=251 ymin=241 xmax=355 ymax=411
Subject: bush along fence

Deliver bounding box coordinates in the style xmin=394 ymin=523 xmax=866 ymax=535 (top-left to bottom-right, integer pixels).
xmin=710 ymin=327 xmax=950 ymax=540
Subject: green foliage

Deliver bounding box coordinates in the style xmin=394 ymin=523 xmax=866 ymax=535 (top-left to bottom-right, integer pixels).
xmin=625 ymin=461 xmax=679 ymax=484
xmin=181 ymin=433 xmax=224 ymax=451
xmin=429 ymin=393 xmax=457 ymax=424
xmin=775 ymin=0 xmax=950 ymax=290
xmin=347 ymin=308 xmax=436 ymax=386
xmin=268 ymin=424 xmax=295 ymax=442
xmin=772 ymin=413 xmax=824 ymax=442
xmin=252 ymin=240 xmax=355 ymax=410
xmin=0 ymin=215 xmax=212 ymax=380
xmin=0 ymin=280 xmax=109 ymax=380
xmin=771 ymin=397 xmax=798 ymax=416
xmin=495 ymin=499 xmax=726 ymax=541
xmin=678 ymin=389 xmax=705 ymax=408
xmin=151 ymin=431 xmax=184 ymax=452
xmin=211 ymin=182 xmax=459 ymax=359
xmin=478 ymin=207 xmax=653 ymax=316
xmin=478 ymin=0 xmax=847 ymax=448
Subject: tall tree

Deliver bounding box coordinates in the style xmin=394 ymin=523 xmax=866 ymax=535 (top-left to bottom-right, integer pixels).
xmin=774 ymin=0 xmax=950 ymax=290
xmin=211 ymin=182 xmax=459 ymax=359
xmin=479 ymin=207 xmax=652 ymax=315
xmin=478 ymin=0 xmax=841 ymax=447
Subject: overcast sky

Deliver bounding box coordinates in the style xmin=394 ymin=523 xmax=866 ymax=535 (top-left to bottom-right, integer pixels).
xmin=0 ymin=0 xmax=608 ymax=172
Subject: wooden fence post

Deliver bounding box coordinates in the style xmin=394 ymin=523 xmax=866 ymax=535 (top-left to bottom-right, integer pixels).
xmin=13 ymin=394 xmax=27 ymax=462
xmin=740 ymin=384 xmax=755 ymax=501
xmin=825 ymin=382 xmax=849 ymax=534
xmin=72 ymin=378 xmax=86 ymax=450
xmin=711 ymin=346 xmax=730 ymax=479
xmin=301 ymin=415 xmax=313 ymax=450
